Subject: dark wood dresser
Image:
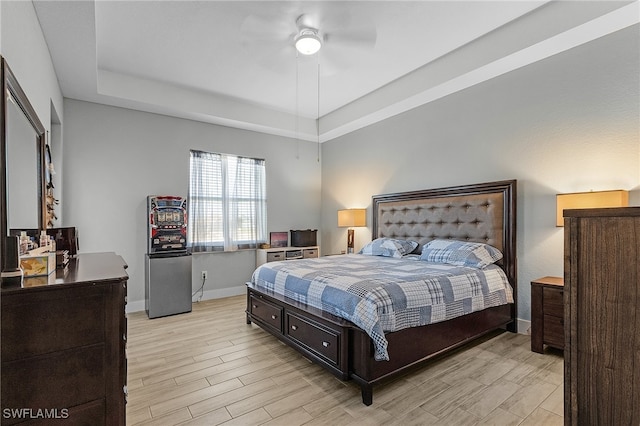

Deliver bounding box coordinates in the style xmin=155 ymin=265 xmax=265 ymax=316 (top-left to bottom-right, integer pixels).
xmin=530 ymin=276 xmax=564 ymax=353
xmin=1 ymin=252 xmax=128 ymax=425
xmin=564 ymin=207 xmax=639 ymax=425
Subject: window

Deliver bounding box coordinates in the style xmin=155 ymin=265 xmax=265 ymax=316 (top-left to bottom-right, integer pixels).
xmin=188 ymin=150 xmax=267 ymax=252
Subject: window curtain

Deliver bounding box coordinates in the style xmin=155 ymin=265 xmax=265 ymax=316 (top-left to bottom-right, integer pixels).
xmin=189 ymin=150 xmax=267 ymax=252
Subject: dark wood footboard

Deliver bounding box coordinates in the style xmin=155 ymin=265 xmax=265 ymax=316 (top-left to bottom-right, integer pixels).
xmin=349 ymin=304 xmax=512 ymax=404
xmin=247 ymin=283 xmax=513 ymax=405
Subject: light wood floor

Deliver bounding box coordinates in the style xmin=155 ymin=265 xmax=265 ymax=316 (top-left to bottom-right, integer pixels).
xmin=126 ymin=295 xmax=564 ymax=425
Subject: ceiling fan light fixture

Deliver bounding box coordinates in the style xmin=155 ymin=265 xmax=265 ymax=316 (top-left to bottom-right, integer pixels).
xmin=295 ymin=29 xmax=322 ymax=55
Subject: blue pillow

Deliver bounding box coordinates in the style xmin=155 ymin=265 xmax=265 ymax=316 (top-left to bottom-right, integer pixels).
xmin=420 ymin=239 xmax=502 ymax=268
xmin=359 ymin=238 xmax=418 ymax=258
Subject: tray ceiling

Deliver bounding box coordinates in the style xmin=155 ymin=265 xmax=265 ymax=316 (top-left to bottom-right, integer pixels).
xmin=33 ymin=1 xmax=638 ymax=142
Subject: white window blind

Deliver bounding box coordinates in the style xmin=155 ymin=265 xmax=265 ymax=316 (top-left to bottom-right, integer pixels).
xmin=188 ymin=150 xmax=267 ymax=252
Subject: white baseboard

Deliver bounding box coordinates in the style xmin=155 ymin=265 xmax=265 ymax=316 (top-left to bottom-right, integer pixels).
xmin=126 ymin=285 xmax=246 ymax=314
xmin=126 ymin=299 xmax=145 ymax=314
xmin=517 ymin=318 xmax=531 ymax=335
xmin=192 ymin=286 xmax=246 ymax=303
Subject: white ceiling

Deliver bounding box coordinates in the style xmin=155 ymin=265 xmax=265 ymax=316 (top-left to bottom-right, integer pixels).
xmin=33 ymin=0 xmax=638 ymax=142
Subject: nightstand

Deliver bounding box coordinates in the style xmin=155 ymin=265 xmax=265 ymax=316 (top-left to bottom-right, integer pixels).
xmin=531 ymin=276 xmax=564 ymax=353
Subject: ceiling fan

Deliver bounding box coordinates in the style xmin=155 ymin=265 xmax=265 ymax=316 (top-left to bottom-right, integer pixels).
xmin=239 ymin=8 xmax=377 ymax=75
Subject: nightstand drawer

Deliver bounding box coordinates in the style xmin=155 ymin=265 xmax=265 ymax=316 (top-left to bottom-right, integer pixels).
xmin=543 ymin=314 xmax=564 ymax=349
xmin=543 ymin=287 xmax=563 ymax=318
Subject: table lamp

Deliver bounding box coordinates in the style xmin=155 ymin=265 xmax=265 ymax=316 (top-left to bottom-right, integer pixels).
xmin=556 ymin=190 xmax=628 ymax=226
xmin=338 ymin=209 xmax=366 ymax=253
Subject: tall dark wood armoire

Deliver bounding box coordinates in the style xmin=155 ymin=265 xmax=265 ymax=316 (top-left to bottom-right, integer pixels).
xmin=563 ymin=207 xmax=639 ymax=425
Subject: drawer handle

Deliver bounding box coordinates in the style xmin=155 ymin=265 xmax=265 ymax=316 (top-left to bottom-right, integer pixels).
xmin=271 ymin=314 xmax=277 ymax=320
xmin=252 ymin=304 xmax=258 ymax=309
xmin=291 ymin=325 xmax=298 ymax=331
xmin=322 ymin=341 xmax=330 ymax=347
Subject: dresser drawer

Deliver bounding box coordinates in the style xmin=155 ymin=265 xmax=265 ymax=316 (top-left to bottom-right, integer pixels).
xmin=249 ymin=294 xmax=283 ymax=332
xmin=1 ymin=286 xmax=106 ymax=361
xmin=1 ymin=344 xmax=105 ymax=413
xmin=543 ymin=314 xmax=564 ymax=349
xmin=543 ymin=287 xmax=563 ymax=318
xmin=286 ymin=312 xmax=340 ymax=365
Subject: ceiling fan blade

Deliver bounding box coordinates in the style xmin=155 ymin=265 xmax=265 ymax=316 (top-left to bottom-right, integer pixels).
xmin=239 ymin=13 xmax=295 ymax=70
xmin=324 ymin=26 xmax=377 ymax=49
xmin=253 ymin=44 xmax=297 ymax=75
xmin=238 ymin=5 xmax=378 ymax=76
xmin=296 ymin=12 xmax=322 ymax=31
xmin=318 ymin=46 xmax=357 ymax=76
xmin=312 ymin=3 xmax=378 ymax=47
xmin=240 ymin=12 xmax=298 ymax=41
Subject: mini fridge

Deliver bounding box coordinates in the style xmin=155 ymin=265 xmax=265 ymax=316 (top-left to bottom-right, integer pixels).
xmin=145 ymin=195 xmax=192 ymax=319
xmin=145 ymin=252 xmax=192 ymax=318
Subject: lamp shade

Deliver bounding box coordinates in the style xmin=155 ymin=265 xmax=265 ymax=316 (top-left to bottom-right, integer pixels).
xmin=338 ymin=209 xmax=366 ymax=228
xmin=556 ymin=190 xmax=628 ymax=226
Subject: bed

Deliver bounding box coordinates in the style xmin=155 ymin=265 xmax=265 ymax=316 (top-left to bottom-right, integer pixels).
xmin=246 ymin=179 xmax=517 ymax=405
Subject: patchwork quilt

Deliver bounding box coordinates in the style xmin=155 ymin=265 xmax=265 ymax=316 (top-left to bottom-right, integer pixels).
xmin=251 ymin=254 xmax=513 ymax=361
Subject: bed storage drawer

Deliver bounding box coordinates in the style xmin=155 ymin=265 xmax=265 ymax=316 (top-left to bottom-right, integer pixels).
xmin=286 ymin=312 xmax=340 ymax=365
xmin=249 ymin=294 xmax=283 ymax=332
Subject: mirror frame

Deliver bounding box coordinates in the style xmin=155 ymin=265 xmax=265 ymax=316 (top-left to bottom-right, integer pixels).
xmin=1 ymin=56 xmax=47 ymax=272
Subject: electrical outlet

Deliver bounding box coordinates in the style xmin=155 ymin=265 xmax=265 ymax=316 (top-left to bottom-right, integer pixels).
xmin=201 ymin=271 xmax=208 ymax=280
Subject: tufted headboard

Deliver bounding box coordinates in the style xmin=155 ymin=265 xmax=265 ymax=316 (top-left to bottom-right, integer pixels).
xmin=372 ymin=180 xmax=517 ymax=319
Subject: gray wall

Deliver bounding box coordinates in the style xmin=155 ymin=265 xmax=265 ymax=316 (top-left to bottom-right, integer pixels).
xmin=63 ymin=100 xmax=322 ymax=311
xmin=0 ymin=1 xmax=63 ymax=128
xmin=3 ymin=1 xmax=638 ymax=328
xmin=1 ymin=0 xmax=65 ymax=226
xmin=321 ymin=26 xmax=640 ymax=328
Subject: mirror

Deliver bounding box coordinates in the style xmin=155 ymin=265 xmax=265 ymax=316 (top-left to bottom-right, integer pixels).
xmin=7 ymin=96 xmax=41 ymax=228
xmin=1 ymin=56 xmax=46 ymax=272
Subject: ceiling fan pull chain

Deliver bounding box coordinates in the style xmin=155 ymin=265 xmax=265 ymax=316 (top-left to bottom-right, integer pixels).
xmin=295 ymin=50 xmax=300 ymax=160
xmin=317 ymin=57 xmax=321 ymax=163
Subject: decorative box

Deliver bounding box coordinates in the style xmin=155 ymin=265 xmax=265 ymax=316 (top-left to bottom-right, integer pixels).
xmin=20 ymin=252 xmax=56 ymax=277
